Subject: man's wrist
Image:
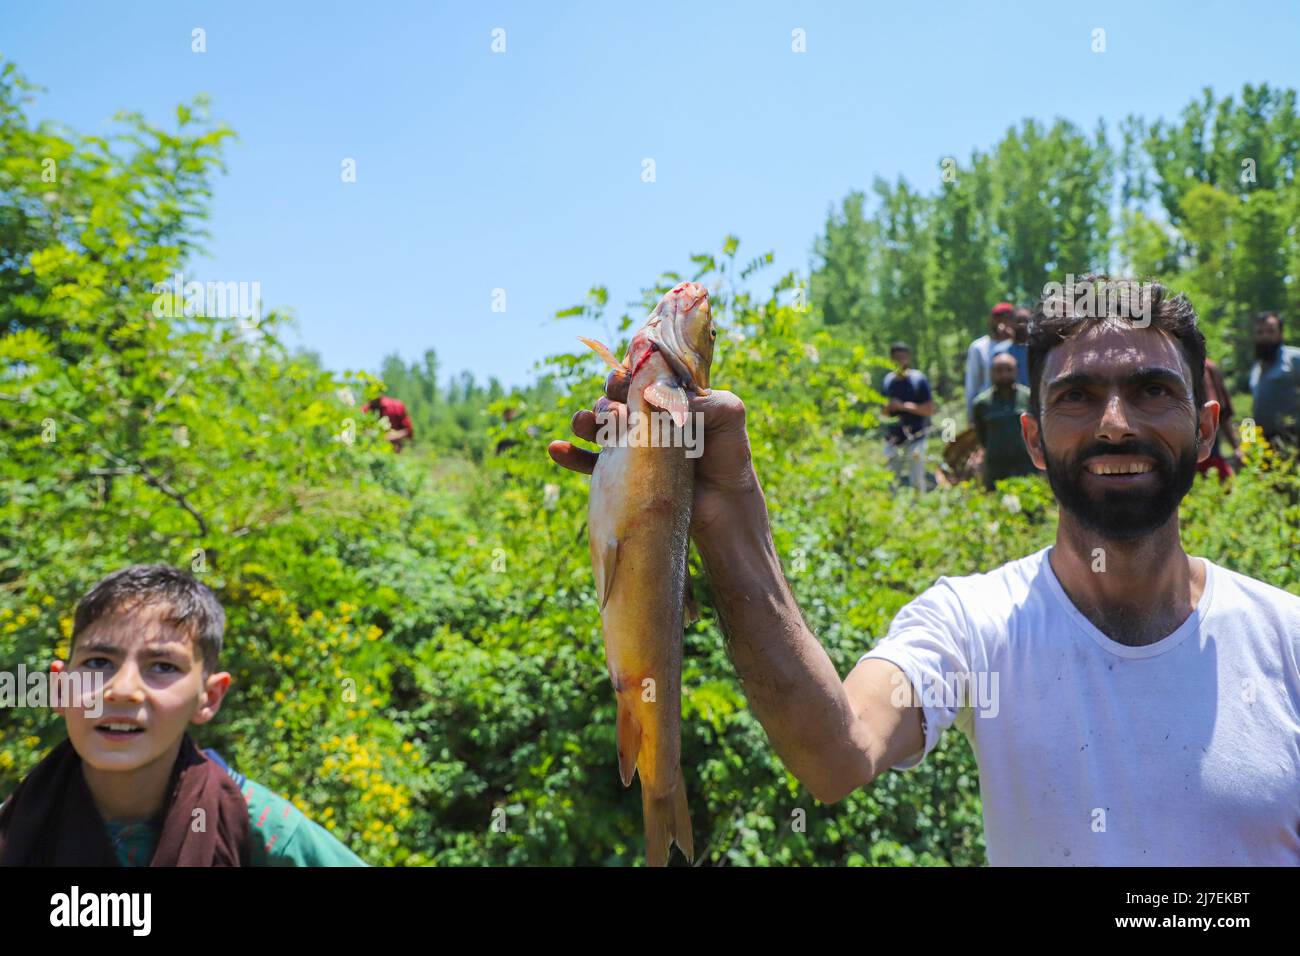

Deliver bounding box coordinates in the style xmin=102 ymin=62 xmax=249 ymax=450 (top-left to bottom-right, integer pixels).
xmin=693 ymin=480 xmax=782 ymax=588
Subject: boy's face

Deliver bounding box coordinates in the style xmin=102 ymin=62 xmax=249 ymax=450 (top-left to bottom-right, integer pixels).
xmin=56 ymin=602 xmax=231 ymax=774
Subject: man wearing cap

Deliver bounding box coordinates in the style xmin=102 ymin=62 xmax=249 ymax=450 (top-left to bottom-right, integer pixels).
xmin=990 ymin=306 xmax=1031 ymax=388
xmin=965 ymin=303 xmax=1014 ymax=423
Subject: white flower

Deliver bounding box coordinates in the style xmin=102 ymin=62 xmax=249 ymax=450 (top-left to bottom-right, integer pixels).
xmin=1001 ymin=493 xmax=1022 ymax=514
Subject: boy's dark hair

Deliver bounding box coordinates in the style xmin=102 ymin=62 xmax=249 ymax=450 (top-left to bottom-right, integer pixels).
xmin=889 ymin=341 xmax=911 ymax=355
xmin=71 ymin=565 xmax=225 ymax=672
xmin=1027 ymin=275 xmax=1206 ymax=418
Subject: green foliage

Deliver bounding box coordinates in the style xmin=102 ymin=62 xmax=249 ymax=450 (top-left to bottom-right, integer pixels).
xmin=811 ymin=90 xmax=1300 ymax=400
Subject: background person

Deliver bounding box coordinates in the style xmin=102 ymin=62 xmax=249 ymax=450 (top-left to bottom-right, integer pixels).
xmin=971 ymin=351 xmax=1035 ymax=489
xmin=965 ymin=302 xmax=1014 ymax=422
xmin=990 ymin=306 xmax=1031 ymax=387
xmin=1198 ymin=357 xmax=1239 ymax=480
xmin=1249 ymin=311 xmax=1300 ymax=451
xmin=362 ymin=395 xmax=414 ymax=452
xmin=882 ymin=342 xmax=935 ymax=493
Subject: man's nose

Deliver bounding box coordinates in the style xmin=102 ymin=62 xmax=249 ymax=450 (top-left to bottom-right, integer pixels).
xmin=1096 ymin=391 xmax=1137 ymax=443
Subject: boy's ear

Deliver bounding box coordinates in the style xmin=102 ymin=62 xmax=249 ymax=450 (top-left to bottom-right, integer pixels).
xmin=49 ymin=660 xmax=67 ymax=719
xmin=191 ymin=671 xmax=232 ymax=726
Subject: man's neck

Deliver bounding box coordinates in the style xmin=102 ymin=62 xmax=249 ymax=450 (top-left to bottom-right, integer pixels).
xmin=1049 ymin=514 xmax=1204 ymax=647
xmin=994 ymin=383 xmax=1014 ymax=397
xmin=81 ymin=737 xmax=183 ymax=824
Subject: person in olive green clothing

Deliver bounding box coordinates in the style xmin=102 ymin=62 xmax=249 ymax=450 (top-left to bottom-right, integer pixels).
xmin=0 ymin=565 xmax=366 ymax=867
xmin=972 ymin=351 xmax=1036 ymax=490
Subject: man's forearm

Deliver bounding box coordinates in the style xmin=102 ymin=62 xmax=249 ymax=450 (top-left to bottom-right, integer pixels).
xmin=693 ymin=480 xmax=867 ymax=800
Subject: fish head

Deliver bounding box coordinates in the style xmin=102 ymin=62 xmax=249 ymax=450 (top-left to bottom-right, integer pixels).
xmin=648 ymin=281 xmax=715 ymax=393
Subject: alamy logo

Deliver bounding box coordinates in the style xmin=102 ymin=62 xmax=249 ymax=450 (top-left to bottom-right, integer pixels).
xmin=0 ymin=666 xmax=104 ymax=718
xmin=1041 ymin=275 xmax=1152 ymax=327
xmin=889 ymin=668 xmax=1000 ymax=718
xmin=50 ymin=886 xmax=151 ymax=936
xmin=151 ymin=271 xmax=262 ymax=325
xmin=594 ymin=409 xmax=704 ymax=459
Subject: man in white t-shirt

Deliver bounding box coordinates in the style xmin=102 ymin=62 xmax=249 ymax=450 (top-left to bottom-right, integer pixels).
xmin=549 ymin=275 xmax=1300 ymax=866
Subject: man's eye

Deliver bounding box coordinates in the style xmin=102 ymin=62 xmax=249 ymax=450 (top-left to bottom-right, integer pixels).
xmin=84 ymin=657 xmax=112 ymax=670
xmin=1060 ymin=389 xmax=1086 ymax=402
xmin=1145 ymin=383 xmax=1169 ymax=397
xmin=152 ymin=661 xmax=180 ymax=674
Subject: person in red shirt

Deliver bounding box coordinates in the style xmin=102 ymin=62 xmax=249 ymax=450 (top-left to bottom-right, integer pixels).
xmin=362 ymin=396 xmax=414 ymax=452
xmin=1197 ymin=358 xmax=1238 ymax=481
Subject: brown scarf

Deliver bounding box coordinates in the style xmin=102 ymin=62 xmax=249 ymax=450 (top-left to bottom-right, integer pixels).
xmin=0 ymin=734 xmax=250 ymax=866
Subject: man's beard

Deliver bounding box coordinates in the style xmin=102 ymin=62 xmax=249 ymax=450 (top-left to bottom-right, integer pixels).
xmin=1256 ymin=341 xmax=1282 ymax=363
xmin=1040 ymin=433 xmax=1199 ymax=542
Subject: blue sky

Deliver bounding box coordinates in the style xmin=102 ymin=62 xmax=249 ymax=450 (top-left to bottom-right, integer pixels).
xmin=6 ymin=1 xmax=1300 ymax=390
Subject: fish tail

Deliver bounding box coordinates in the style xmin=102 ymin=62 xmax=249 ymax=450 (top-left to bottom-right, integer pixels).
xmin=615 ymin=695 xmax=642 ymax=787
xmin=641 ymin=771 xmax=694 ymax=867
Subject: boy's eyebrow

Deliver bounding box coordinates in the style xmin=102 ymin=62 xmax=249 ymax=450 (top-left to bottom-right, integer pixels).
xmin=1045 ymin=365 xmax=1188 ymax=397
xmin=72 ymin=638 xmax=192 ymax=658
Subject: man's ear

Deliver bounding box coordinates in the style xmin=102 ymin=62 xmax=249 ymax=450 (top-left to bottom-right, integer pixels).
xmin=1021 ymin=412 xmax=1047 ymax=470
xmin=191 ymin=671 xmax=232 ymax=726
xmin=1196 ymin=400 xmax=1220 ymax=465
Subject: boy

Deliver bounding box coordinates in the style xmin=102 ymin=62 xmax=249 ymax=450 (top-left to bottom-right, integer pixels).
xmin=0 ymin=564 xmax=366 ymax=866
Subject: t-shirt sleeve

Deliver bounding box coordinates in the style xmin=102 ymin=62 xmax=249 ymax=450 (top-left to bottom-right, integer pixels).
xmin=856 ymin=577 xmax=973 ymax=771
xmin=915 ymin=375 xmax=932 ymax=405
xmin=277 ymin=815 xmax=369 ymax=867
xmin=242 ymin=779 xmax=368 ymax=866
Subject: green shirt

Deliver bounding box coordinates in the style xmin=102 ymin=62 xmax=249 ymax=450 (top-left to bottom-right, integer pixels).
xmin=972 ymin=383 xmax=1035 ymax=488
xmin=104 ymin=775 xmax=367 ymax=867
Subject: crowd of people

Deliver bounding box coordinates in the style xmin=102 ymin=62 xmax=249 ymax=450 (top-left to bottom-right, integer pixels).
xmin=880 ymin=300 xmax=1300 ymax=493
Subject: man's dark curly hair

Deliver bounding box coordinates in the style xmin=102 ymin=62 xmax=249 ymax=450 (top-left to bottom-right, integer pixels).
xmin=1027 ymin=275 xmax=1207 ymax=417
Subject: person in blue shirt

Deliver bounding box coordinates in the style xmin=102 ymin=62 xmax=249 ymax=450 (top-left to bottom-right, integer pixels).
xmin=881 ymin=342 xmax=935 ymax=493
xmin=1249 ymin=311 xmax=1300 ymax=451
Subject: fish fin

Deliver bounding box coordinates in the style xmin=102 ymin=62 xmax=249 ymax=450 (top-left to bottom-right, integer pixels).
xmin=682 ymin=573 xmax=699 ymax=628
xmin=578 ymin=336 xmax=623 ymax=371
xmin=642 ymin=380 xmax=690 ymax=428
xmin=593 ymin=535 xmax=619 ymax=612
xmin=642 ymin=773 xmax=694 ymax=867
xmin=615 ymin=696 xmax=642 ymax=788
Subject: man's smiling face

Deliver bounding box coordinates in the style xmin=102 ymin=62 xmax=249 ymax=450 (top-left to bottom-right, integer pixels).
xmin=61 ymin=603 xmax=228 ymax=774
xmin=1022 ymin=321 xmax=1217 ymax=541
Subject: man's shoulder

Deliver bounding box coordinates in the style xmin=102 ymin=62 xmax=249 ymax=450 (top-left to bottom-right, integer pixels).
xmin=902 ymin=548 xmax=1052 ymax=626
xmin=939 ymin=548 xmax=1049 ymax=594
xmin=1206 ymin=560 xmax=1300 ymax=619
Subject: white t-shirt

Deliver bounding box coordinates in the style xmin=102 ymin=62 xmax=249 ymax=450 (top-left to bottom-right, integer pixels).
xmin=858 ymin=545 xmax=1300 ymax=865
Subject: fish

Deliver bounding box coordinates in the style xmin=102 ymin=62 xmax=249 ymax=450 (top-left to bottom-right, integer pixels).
xmin=579 ymin=281 xmax=717 ymax=866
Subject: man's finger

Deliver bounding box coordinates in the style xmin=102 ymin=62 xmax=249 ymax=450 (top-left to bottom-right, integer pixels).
xmin=572 ymin=409 xmax=598 ymax=444
xmin=548 ymin=440 xmax=597 ymax=475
